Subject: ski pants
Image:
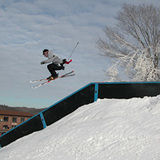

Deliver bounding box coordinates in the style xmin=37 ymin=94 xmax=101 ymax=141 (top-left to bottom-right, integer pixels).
xmin=47 ymin=63 xmax=63 ymax=76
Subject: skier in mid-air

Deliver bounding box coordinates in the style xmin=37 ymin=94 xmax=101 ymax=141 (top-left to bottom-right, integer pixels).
xmin=41 ymin=49 xmax=72 ymax=80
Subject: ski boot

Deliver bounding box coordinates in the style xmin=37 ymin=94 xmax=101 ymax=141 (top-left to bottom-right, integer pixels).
xmin=49 ymin=74 xmax=59 ymax=80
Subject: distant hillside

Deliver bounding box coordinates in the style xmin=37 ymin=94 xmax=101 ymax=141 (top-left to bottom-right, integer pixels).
xmin=0 ymin=105 xmax=46 ymax=115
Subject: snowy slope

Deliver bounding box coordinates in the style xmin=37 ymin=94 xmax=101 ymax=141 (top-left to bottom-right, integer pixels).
xmin=1 ymin=96 xmax=160 ymax=160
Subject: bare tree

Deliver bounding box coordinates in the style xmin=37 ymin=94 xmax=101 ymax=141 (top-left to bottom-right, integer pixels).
xmin=97 ymin=4 xmax=160 ymax=81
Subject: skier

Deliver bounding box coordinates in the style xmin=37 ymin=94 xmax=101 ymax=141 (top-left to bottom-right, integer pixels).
xmin=41 ymin=49 xmax=72 ymax=80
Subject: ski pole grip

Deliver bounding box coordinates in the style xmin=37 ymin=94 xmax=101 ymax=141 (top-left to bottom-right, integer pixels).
xmin=65 ymin=59 xmax=72 ymax=64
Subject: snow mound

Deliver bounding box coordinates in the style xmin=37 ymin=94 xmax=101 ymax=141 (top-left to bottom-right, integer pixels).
xmin=1 ymin=96 xmax=160 ymax=160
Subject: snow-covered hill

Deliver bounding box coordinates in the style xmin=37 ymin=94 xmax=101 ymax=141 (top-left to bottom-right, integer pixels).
xmin=1 ymin=96 xmax=160 ymax=160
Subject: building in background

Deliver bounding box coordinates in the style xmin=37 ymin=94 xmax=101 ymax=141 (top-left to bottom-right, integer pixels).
xmin=0 ymin=110 xmax=33 ymax=136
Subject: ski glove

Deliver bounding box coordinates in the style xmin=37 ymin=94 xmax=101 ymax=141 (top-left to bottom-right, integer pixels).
xmin=62 ymin=59 xmax=67 ymax=64
xmin=41 ymin=61 xmax=45 ymax=65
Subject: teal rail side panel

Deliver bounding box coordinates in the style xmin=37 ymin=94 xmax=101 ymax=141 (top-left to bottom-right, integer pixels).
xmin=94 ymin=83 xmax=99 ymax=101
xmin=40 ymin=112 xmax=47 ymax=129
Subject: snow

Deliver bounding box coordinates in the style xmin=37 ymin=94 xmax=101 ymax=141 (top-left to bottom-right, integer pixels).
xmin=1 ymin=96 xmax=160 ymax=160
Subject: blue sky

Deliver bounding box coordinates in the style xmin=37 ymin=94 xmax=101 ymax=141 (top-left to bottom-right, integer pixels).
xmin=0 ymin=0 xmax=159 ymax=108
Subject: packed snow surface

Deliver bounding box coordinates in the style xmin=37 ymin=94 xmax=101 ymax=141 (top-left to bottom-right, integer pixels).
xmin=1 ymin=96 xmax=160 ymax=160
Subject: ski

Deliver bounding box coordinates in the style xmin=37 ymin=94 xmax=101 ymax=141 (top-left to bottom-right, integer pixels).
xmin=30 ymin=71 xmax=74 ymax=83
xmin=32 ymin=71 xmax=75 ymax=89
xmin=32 ymin=73 xmax=75 ymax=89
xmin=30 ymin=78 xmax=47 ymax=83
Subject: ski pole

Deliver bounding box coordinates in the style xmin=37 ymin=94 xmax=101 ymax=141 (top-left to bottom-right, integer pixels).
xmin=68 ymin=41 xmax=79 ymax=60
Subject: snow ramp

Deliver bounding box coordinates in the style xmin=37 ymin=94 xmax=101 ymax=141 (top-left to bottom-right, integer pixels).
xmin=1 ymin=82 xmax=160 ymax=148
